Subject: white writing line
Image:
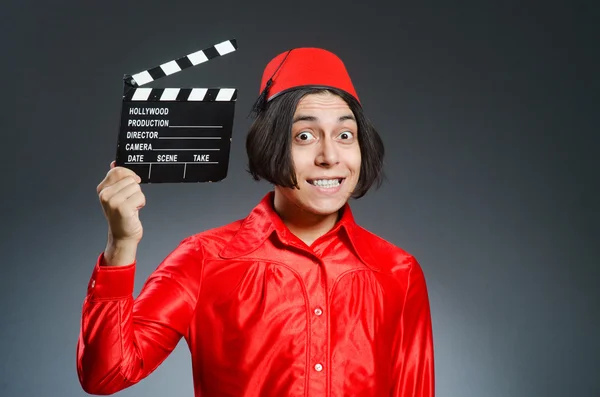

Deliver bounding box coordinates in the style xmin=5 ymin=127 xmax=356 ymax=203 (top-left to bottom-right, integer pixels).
xmin=169 ymin=125 xmax=223 ymax=128
xmin=151 ymin=148 xmax=220 ymax=151
xmin=125 ymin=162 xmax=219 ymax=164
xmin=158 ymin=137 xmax=221 ymax=140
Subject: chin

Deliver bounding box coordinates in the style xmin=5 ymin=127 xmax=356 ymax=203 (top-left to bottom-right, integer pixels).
xmin=302 ymin=204 xmax=342 ymax=216
xmin=297 ymin=195 xmax=349 ymax=216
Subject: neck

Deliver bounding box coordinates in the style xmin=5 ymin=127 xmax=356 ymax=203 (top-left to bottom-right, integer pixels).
xmin=272 ymin=190 xmax=341 ymax=247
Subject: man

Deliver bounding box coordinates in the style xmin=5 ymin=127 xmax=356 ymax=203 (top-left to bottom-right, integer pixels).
xmin=77 ymin=47 xmax=434 ymax=396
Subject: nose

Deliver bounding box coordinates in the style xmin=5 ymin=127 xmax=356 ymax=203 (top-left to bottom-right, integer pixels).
xmin=315 ymin=136 xmax=339 ymax=167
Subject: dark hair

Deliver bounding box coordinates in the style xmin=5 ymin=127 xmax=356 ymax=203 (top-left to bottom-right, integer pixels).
xmin=246 ymin=87 xmax=385 ymax=199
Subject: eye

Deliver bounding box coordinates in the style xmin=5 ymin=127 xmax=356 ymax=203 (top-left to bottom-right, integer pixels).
xmin=338 ymin=131 xmax=354 ymax=140
xmin=296 ymin=131 xmax=316 ymax=141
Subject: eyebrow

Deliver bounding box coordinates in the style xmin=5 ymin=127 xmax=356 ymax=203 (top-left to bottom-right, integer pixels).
xmin=292 ymin=114 xmax=356 ymax=123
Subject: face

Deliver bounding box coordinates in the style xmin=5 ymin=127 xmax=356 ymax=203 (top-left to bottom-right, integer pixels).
xmin=275 ymin=92 xmax=361 ymax=216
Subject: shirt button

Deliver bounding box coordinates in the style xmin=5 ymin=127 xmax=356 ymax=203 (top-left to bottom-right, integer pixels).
xmin=314 ymin=363 xmax=323 ymax=372
xmin=314 ymin=307 xmax=323 ymax=316
xmin=91 ymin=280 xmax=95 ymax=288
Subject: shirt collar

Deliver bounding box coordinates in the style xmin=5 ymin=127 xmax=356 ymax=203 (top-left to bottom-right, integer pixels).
xmin=219 ymin=191 xmax=380 ymax=271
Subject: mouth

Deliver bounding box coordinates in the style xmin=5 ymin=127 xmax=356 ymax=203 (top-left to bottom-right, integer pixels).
xmin=306 ymin=178 xmax=345 ymax=188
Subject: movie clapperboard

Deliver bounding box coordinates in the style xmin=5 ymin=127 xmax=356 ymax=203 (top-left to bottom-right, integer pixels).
xmin=115 ymin=38 xmax=238 ymax=183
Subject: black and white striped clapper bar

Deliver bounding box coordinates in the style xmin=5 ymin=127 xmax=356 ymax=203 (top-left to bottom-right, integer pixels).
xmin=115 ymin=38 xmax=238 ymax=183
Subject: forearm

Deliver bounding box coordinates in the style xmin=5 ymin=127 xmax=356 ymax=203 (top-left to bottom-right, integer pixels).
xmin=77 ymin=294 xmax=139 ymax=394
xmin=77 ymin=260 xmax=184 ymax=394
xmin=77 ymin=255 xmax=141 ymax=394
xmin=76 ymin=236 xmax=203 ymax=394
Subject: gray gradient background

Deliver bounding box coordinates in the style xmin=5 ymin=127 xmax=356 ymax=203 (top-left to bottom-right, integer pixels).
xmin=1 ymin=0 xmax=598 ymax=396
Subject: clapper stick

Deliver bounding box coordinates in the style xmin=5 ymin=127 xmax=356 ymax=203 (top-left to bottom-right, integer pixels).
xmin=115 ymin=39 xmax=238 ymax=184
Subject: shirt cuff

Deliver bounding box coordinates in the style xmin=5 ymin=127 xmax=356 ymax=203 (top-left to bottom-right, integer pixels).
xmin=87 ymin=252 xmax=136 ymax=299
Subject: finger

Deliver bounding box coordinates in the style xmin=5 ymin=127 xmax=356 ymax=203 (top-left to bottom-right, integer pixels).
xmin=104 ymin=182 xmax=143 ymax=216
xmin=110 ymin=161 xmax=116 ymax=169
xmin=98 ymin=167 xmax=141 ymax=193
xmin=99 ymin=176 xmax=140 ymax=204
xmin=126 ymin=190 xmax=147 ymax=211
xmin=109 ymin=184 xmax=145 ymax=216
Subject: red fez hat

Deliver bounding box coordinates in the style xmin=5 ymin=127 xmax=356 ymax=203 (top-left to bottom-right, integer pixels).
xmin=250 ymin=48 xmax=359 ymax=117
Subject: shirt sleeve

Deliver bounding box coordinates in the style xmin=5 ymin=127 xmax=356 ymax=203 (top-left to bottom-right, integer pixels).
xmin=391 ymin=256 xmax=435 ymax=397
xmin=76 ymin=236 xmax=204 ymax=394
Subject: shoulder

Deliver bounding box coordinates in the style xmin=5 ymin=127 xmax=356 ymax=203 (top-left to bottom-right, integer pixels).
xmin=183 ymin=218 xmax=245 ymax=257
xmin=350 ymin=224 xmax=420 ymax=273
xmin=350 ymin=224 xmax=429 ymax=296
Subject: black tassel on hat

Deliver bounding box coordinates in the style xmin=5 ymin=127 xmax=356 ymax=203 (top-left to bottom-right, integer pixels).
xmin=248 ymin=49 xmax=293 ymax=119
xmin=248 ymin=78 xmax=273 ymax=119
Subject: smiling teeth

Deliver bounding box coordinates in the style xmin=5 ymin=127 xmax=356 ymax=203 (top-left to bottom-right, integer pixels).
xmin=312 ymin=179 xmax=341 ymax=187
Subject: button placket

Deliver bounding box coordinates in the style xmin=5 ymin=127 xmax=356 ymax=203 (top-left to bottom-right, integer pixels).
xmin=305 ymin=254 xmax=328 ymax=394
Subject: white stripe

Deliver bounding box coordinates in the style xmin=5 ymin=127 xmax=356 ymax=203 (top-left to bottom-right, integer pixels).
xmin=131 ymin=88 xmax=152 ymax=101
xmin=188 ymin=88 xmax=207 ymax=101
xmin=215 ymin=88 xmax=235 ymax=101
xmin=187 ymin=50 xmax=208 ymax=65
xmin=160 ymin=60 xmax=181 ymax=76
xmin=160 ymin=88 xmax=180 ymax=101
xmin=215 ymin=40 xmax=236 ymax=56
xmin=132 ymin=71 xmax=153 ymax=86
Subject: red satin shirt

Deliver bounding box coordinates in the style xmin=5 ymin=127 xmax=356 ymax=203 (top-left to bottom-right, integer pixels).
xmin=77 ymin=192 xmax=434 ymax=396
